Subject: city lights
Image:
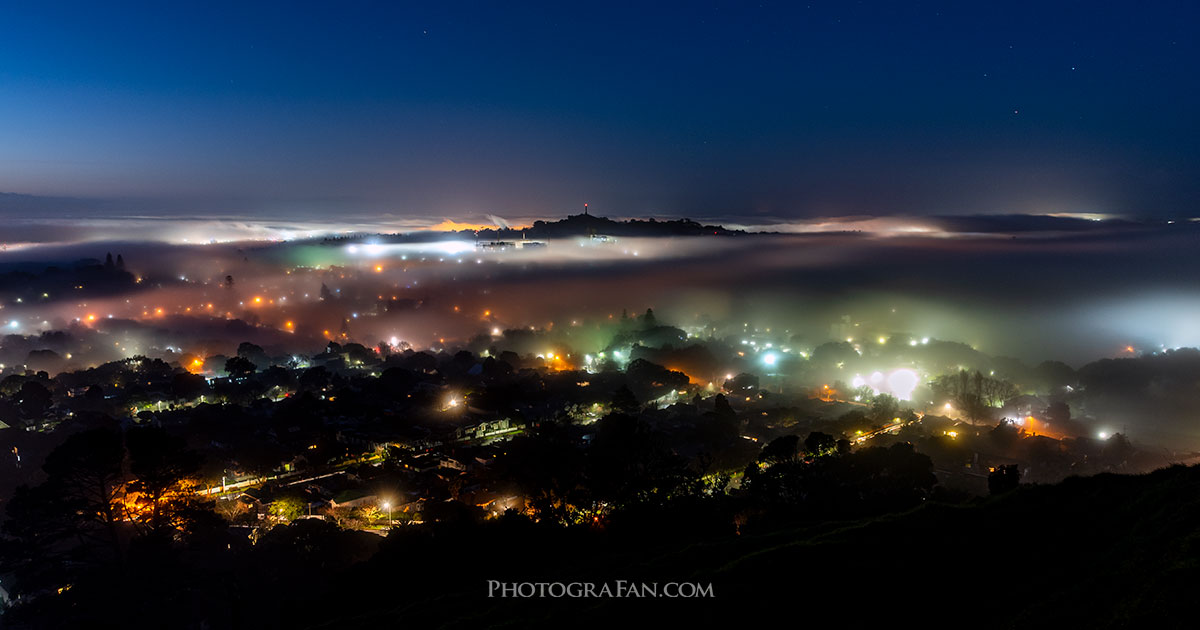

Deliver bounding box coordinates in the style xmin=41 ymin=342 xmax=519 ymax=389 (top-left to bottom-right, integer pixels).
xmin=0 ymin=6 xmax=1192 ymax=625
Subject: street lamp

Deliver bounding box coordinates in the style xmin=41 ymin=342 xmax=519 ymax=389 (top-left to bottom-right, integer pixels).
xmin=382 ymin=501 xmax=392 ymax=525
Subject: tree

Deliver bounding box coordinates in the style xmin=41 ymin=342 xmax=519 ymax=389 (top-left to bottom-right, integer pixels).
xmin=321 ymin=505 xmax=355 ymax=528
xmin=214 ymin=498 xmax=250 ymax=524
xmin=713 ymin=393 xmax=736 ymax=419
xmin=641 ymin=308 xmax=657 ymax=328
xmin=990 ymin=421 xmax=1020 ymax=449
xmin=988 ymin=464 xmax=1021 ymax=495
xmin=237 ymin=341 xmax=267 ymax=362
xmin=723 ymin=372 xmax=759 ymax=393
xmin=126 ymin=427 xmax=203 ymax=532
xmin=805 ymin=431 xmax=836 ymax=456
xmin=170 ymin=372 xmax=207 ymax=401
xmin=869 ymin=393 xmax=900 ymax=423
xmin=85 ymin=384 xmax=105 ymax=405
xmin=1102 ymin=433 xmax=1135 ymax=463
xmin=625 ymin=358 xmax=688 ymax=398
xmin=355 ymin=505 xmax=384 ymax=527
xmin=810 ymin=341 xmax=858 ymax=366
xmin=760 ymin=434 xmax=800 ymax=464
xmin=224 ymin=355 xmax=256 ymax=378
xmin=299 ymin=365 xmax=332 ymax=391
xmin=41 ymin=428 xmax=128 ymax=561
xmin=269 ymin=496 xmax=305 ymax=523
xmin=932 ymin=369 xmax=1017 ymax=421
xmin=611 ymin=385 xmax=640 ymax=415
xmin=0 ymin=484 xmax=77 ymax=600
xmin=16 ymin=380 xmax=52 ymax=420
xmin=261 ymin=365 xmax=293 ymax=390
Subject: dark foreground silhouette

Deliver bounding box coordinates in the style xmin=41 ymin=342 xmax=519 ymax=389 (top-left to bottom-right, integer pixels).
xmin=3 ymin=459 xmax=1198 ymax=629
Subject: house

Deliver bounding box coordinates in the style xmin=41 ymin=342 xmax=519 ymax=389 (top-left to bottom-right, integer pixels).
xmin=404 ymin=454 xmax=443 ymax=473
xmin=1002 ymin=395 xmax=1047 ymax=422
xmin=330 ymin=489 xmax=379 ymax=509
xmin=439 ymin=457 xmax=466 ymax=471
xmin=454 ymin=418 xmax=515 ymax=441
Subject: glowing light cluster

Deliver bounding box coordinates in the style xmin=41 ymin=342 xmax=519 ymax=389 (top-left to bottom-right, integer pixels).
xmin=850 ymin=368 xmax=920 ymax=401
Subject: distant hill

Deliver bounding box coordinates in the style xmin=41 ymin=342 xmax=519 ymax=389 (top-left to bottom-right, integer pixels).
xmin=478 ymin=213 xmax=746 ymax=239
xmin=320 ymin=213 xmax=750 ymax=245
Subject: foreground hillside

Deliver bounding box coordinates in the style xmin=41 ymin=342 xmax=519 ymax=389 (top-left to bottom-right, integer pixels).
xmin=4 ymin=462 xmax=1197 ymax=629
xmin=309 ymin=465 xmax=1200 ymax=629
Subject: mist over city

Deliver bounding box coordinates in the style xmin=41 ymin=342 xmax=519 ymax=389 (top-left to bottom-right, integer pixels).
xmin=2 ymin=1 xmax=1199 ymax=628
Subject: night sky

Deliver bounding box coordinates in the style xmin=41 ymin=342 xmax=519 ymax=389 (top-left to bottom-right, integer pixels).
xmin=1 ymin=1 xmax=1196 ymax=220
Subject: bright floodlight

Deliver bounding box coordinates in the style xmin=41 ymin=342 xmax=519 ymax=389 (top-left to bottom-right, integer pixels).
xmin=762 ymin=352 xmax=778 ymax=366
xmin=887 ymin=369 xmax=919 ymax=401
xmin=433 ymin=240 xmax=475 ymax=255
xmin=1098 ymin=431 xmax=1109 ymax=440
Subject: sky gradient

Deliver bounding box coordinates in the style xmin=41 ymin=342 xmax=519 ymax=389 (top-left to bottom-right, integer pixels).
xmin=1 ymin=1 xmax=1197 ymax=220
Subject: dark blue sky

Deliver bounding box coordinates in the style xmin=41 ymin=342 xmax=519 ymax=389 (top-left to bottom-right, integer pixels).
xmin=0 ymin=1 xmax=1196 ymax=220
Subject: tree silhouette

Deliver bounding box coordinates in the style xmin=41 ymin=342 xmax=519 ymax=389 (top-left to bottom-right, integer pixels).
xmin=713 ymin=393 xmax=736 ymax=418
xmin=126 ymin=427 xmax=203 ymax=533
xmin=17 ymin=380 xmax=52 ymax=421
xmin=760 ymin=434 xmax=800 ymax=464
xmin=988 ymin=464 xmax=1021 ymax=495
xmin=41 ymin=428 xmax=128 ymax=561
xmin=611 ymin=385 xmax=640 ymax=415
xmin=805 ymin=431 xmax=836 ymax=456
xmin=224 ymin=355 xmax=256 ymax=378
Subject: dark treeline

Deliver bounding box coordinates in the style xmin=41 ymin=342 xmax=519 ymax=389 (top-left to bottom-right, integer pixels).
xmin=3 ymin=419 xmax=1198 ymax=628
xmin=0 ymin=255 xmax=137 ymax=305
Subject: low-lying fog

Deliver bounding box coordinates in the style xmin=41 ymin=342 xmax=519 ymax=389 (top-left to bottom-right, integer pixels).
xmin=3 ymin=215 xmax=1200 ymax=447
